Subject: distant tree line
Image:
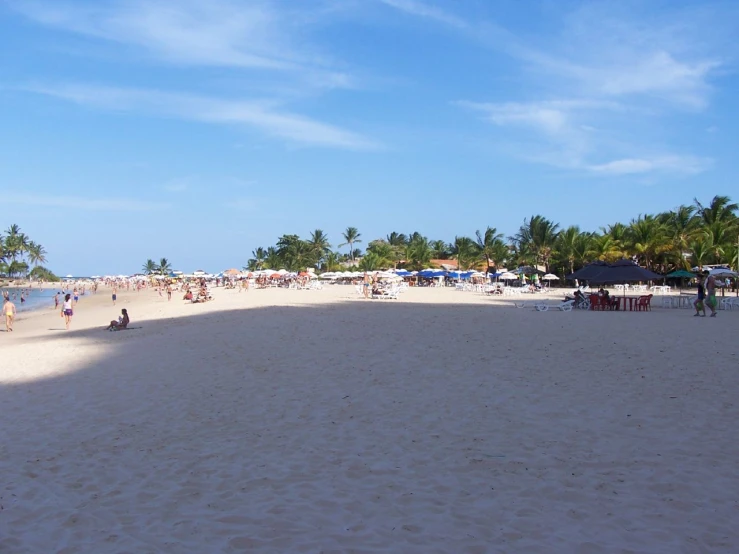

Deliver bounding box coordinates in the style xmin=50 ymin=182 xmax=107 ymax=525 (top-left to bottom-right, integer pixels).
xmin=244 ymin=196 xmax=739 ymax=276
xmin=0 ymin=224 xmax=58 ymax=280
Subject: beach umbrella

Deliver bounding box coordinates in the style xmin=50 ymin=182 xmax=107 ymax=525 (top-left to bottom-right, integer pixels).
xmin=590 ymin=259 xmax=662 ymax=284
xmin=666 ymin=270 xmax=697 ymax=278
xmin=708 ymin=267 xmax=737 ymax=277
xmin=543 ymin=273 xmax=559 ymax=280
xmin=499 ymin=272 xmax=518 ymax=280
xmin=665 ymin=269 xmax=696 ymax=292
xmin=566 ymin=261 xmax=608 ymax=282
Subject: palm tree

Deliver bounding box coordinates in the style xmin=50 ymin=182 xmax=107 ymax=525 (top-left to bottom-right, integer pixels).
xmin=142 ymin=259 xmax=158 ymax=275
xmin=264 ymin=247 xmax=280 ymax=270
xmin=276 ymin=234 xmax=310 ymax=271
xmin=555 ymin=226 xmax=581 ymax=274
xmin=430 ymin=240 xmax=449 ymax=259
xmin=322 ymin=251 xmax=343 ymax=272
xmin=307 ymin=229 xmax=331 ymax=269
xmin=246 ymin=247 xmax=267 ymax=271
xmin=694 ymin=195 xmax=739 ymax=226
xmin=475 ymin=227 xmax=504 ymax=273
xmin=626 ymin=215 xmax=667 ymax=270
xmin=26 ymin=241 xmax=47 ymax=267
xmin=690 ymin=237 xmax=711 ymax=269
xmin=358 ymin=252 xmax=384 ymax=271
xmin=451 ymin=236 xmax=477 ymax=270
xmin=158 ymin=258 xmax=172 ymax=275
xmin=365 ymin=240 xmax=395 ymax=268
xmin=512 ymin=215 xmax=560 ymax=272
xmin=660 ymin=205 xmax=698 ymax=269
xmin=386 ymin=232 xmax=407 ymax=247
xmin=4 ymin=224 xmax=28 ymax=263
xmin=339 ymin=227 xmax=362 ymax=263
xmin=404 ymin=234 xmax=432 ymax=271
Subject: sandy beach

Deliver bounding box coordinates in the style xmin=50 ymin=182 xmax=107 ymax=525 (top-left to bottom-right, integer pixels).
xmin=1 ymin=285 xmax=737 ymax=553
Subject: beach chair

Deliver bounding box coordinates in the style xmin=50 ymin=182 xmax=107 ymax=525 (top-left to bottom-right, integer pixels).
xmin=635 ymin=294 xmax=653 ymax=311
xmin=534 ymin=300 xmax=574 ymax=312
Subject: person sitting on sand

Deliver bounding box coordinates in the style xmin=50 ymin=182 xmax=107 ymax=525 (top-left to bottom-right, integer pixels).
xmin=105 ymin=308 xmax=130 ymax=331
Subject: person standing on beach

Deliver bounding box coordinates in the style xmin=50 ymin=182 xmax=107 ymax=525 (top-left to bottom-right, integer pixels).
xmin=54 ymin=292 xmax=60 ymax=310
xmin=112 ymin=286 xmax=117 ymax=306
xmin=4 ymin=294 xmax=17 ymax=332
xmin=62 ymin=293 xmax=73 ymax=330
xmin=693 ymin=275 xmax=706 ymax=317
xmin=704 ymin=271 xmax=718 ymax=317
xmin=166 ymin=284 xmax=172 ymax=301
xmin=73 ymin=287 xmax=79 ymax=305
xmin=363 ymin=272 xmax=371 ymax=299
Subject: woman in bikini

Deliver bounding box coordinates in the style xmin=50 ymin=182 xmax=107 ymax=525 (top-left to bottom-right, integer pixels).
xmin=105 ymin=308 xmax=130 ymax=331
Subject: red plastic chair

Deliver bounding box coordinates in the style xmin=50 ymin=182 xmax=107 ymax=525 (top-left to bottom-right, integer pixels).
xmin=636 ymin=294 xmax=653 ymax=311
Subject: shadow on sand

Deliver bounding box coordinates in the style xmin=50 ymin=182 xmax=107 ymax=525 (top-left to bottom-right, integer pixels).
xmin=2 ymin=300 xmax=737 ymax=552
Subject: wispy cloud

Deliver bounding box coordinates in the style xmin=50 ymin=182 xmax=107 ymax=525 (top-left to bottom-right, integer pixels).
xmin=458 ymin=99 xmax=712 ymax=176
xmin=3 ymin=193 xmax=169 ymax=211
xmin=25 ymin=83 xmax=379 ymax=150
xmin=9 ymin=0 xmax=352 ymax=88
xmin=226 ymin=198 xmax=259 ymax=211
xmin=428 ymin=2 xmax=729 ymax=177
xmin=378 ymin=0 xmax=467 ymax=28
xmin=586 ymin=156 xmax=712 ymax=176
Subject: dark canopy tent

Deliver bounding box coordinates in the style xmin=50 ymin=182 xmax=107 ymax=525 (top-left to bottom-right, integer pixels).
xmin=566 ymin=260 xmax=662 ymax=295
xmin=565 ymin=261 xmax=608 ymax=282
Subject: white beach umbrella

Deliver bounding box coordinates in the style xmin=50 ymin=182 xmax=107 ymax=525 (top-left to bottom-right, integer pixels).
xmin=543 ymin=273 xmax=559 ymax=280
xmin=499 ymin=272 xmax=518 ymax=280
xmin=709 ymin=268 xmax=737 ymax=277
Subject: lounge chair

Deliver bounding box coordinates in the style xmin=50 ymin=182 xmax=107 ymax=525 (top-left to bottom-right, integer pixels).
xmin=534 ymin=299 xmax=574 ymax=312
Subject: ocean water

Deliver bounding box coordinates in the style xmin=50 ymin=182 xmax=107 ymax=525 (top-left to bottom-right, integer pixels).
xmin=1 ymin=287 xmax=79 ymax=313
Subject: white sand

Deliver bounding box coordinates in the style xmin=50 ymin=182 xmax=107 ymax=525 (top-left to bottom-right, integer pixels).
xmin=1 ymin=285 xmax=737 ymax=553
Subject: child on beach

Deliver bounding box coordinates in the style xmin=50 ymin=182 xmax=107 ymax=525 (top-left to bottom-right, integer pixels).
xmin=4 ymin=294 xmax=16 ymax=332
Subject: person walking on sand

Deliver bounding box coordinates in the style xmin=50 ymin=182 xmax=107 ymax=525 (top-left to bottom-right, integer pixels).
xmin=61 ymin=293 xmax=74 ymax=330
xmin=54 ymin=292 xmax=60 ymax=310
xmin=704 ymin=270 xmax=718 ymax=317
xmin=363 ymin=272 xmax=371 ymax=299
xmin=4 ymin=294 xmax=17 ymax=332
xmin=166 ymin=284 xmax=172 ymax=301
xmin=693 ymin=275 xmax=706 ymax=317
xmin=112 ymin=286 xmax=118 ymax=306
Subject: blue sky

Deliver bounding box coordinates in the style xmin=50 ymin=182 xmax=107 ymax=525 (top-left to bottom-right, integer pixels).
xmin=1 ymin=0 xmax=737 ymax=275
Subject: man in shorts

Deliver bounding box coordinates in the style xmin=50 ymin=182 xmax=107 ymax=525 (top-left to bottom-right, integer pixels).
xmin=703 ymin=271 xmax=718 ymax=317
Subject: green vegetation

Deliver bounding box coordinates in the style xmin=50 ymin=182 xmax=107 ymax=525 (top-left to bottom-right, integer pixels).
xmin=142 ymin=258 xmax=174 ymax=275
xmin=0 ymin=224 xmax=53 ymax=279
xmin=245 ymin=196 xmax=739 ymax=275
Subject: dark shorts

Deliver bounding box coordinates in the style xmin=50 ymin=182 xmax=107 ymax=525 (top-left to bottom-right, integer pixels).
xmin=74 ymin=296 xmax=78 ymax=301
xmin=64 ymin=309 xmax=73 ymax=316
xmin=112 ymin=294 xmax=117 ymax=300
